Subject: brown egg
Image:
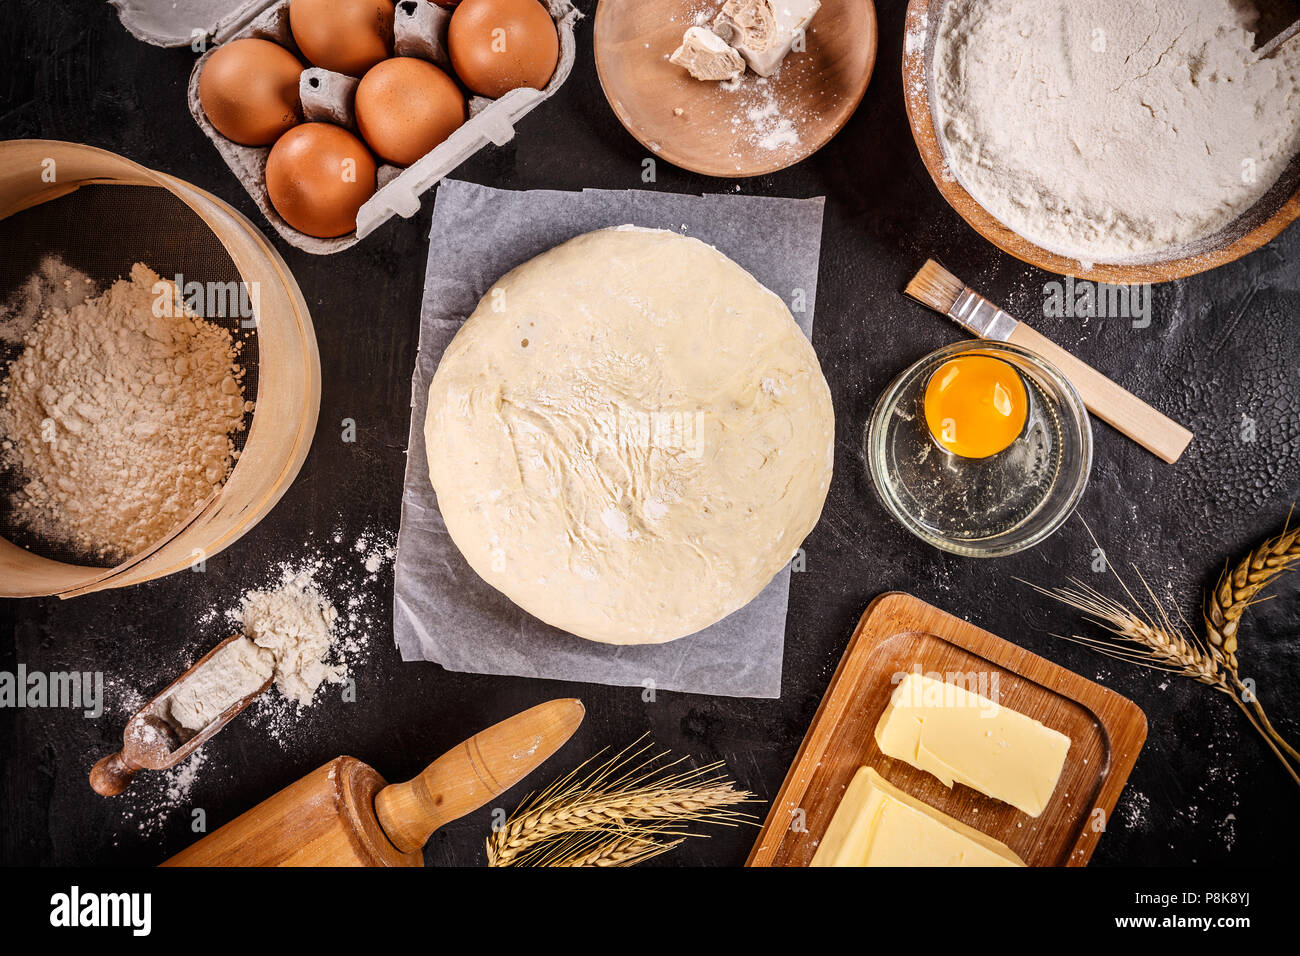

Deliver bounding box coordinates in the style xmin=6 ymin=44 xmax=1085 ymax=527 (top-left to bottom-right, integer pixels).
xmin=199 ymin=39 xmax=304 ymax=146
xmin=265 ymin=123 xmax=378 ymax=238
xmin=355 ymin=58 xmax=467 ymax=166
xmin=448 ymin=0 xmax=559 ymax=99
xmin=289 ymin=0 xmax=395 ymax=76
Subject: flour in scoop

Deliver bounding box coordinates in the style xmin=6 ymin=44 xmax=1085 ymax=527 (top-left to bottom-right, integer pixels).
xmin=933 ymin=0 xmax=1300 ymax=262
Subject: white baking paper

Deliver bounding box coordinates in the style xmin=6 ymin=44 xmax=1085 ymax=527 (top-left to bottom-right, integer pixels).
xmin=393 ymin=180 xmax=826 ymax=698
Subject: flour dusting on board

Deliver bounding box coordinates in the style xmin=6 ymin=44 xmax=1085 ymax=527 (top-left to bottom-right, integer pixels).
xmin=512 ymin=734 xmax=542 ymax=761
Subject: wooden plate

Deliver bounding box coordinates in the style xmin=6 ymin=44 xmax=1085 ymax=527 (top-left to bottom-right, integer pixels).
xmin=747 ymin=593 xmax=1148 ymax=867
xmin=594 ymin=0 xmax=877 ymax=178
xmin=903 ymin=0 xmax=1300 ymax=283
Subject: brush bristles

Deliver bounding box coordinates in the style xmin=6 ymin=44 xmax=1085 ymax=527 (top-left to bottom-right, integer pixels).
xmin=905 ymin=259 xmax=965 ymax=314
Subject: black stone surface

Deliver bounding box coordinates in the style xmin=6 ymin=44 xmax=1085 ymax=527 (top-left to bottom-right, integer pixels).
xmin=1 ymin=0 xmax=1297 ymax=867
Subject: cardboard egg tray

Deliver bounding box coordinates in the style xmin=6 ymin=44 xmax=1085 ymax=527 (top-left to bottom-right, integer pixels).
xmin=118 ymin=0 xmax=581 ymax=254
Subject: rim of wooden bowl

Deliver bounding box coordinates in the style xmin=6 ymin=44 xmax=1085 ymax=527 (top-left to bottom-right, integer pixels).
xmin=902 ymin=0 xmax=1300 ymax=283
xmin=594 ymin=0 xmax=878 ymax=179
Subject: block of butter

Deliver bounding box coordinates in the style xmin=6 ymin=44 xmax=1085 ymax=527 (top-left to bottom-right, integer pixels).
xmin=875 ymin=672 xmax=1070 ymax=817
xmin=811 ymin=767 xmax=1025 ymax=867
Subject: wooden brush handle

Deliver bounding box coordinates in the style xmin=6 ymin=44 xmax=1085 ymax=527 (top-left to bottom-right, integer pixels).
xmin=90 ymin=752 xmax=140 ymax=797
xmin=374 ymin=698 xmax=585 ymax=854
xmin=1007 ymin=324 xmax=1193 ymax=464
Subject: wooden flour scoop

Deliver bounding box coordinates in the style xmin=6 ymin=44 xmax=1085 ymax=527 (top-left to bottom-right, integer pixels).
xmin=161 ymin=698 xmax=585 ymax=866
xmin=91 ymin=634 xmax=273 ymax=797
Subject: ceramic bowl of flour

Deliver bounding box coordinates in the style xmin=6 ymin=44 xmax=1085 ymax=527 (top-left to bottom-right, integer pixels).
xmin=902 ymin=0 xmax=1300 ymax=283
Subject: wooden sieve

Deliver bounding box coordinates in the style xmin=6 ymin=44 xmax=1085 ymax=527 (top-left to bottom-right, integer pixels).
xmin=0 ymin=140 xmax=320 ymax=598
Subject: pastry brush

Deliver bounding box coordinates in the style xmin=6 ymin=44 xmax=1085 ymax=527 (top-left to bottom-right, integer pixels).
xmin=904 ymin=260 xmax=1193 ymax=464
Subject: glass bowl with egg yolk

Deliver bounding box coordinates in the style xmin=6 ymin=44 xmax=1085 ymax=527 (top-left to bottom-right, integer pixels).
xmin=865 ymin=341 xmax=1092 ymax=557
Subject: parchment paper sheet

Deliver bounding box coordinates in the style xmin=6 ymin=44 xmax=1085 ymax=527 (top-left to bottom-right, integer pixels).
xmin=393 ymin=180 xmax=825 ymax=698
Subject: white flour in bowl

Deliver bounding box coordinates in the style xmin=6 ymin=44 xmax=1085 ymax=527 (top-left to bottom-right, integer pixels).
xmin=932 ymin=0 xmax=1300 ymax=263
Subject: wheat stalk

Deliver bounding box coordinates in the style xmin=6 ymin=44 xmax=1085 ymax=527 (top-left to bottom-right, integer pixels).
xmin=1026 ymin=578 xmax=1298 ymax=788
xmin=1021 ymin=516 xmax=1300 ymax=789
xmin=1025 ymin=577 xmax=1227 ymax=689
xmin=1202 ymin=515 xmax=1300 ymax=766
xmin=486 ymin=738 xmax=759 ymax=867
xmin=531 ymin=829 xmax=684 ymax=868
xmin=1204 ymin=517 xmax=1300 ymax=672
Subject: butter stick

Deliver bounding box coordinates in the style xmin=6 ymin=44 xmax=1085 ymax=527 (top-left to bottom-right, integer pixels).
xmin=875 ymin=672 xmax=1070 ymax=817
xmin=811 ymin=767 xmax=1025 ymax=867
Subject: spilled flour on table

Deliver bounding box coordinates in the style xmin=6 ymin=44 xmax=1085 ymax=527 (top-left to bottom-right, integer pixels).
xmin=108 ymin=527 xmax=397 ymax=840
xmin=230 ymin=533 xmax=396 ymax=746
xmin=1118 ymin=789 xmax=1151 ymax=832
xmin=116 ymin=752 xmax=207 ymax=839
xmin=235 ymin=573 xmax=343 ymax=707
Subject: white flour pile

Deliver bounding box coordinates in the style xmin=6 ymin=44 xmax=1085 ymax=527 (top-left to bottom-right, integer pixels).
xmin=933 ymin=0 xmax=1300 ymax=263
xmin=160 ymin=573 xmax=343 ymax=733
xmin=0 ymin=261 xmax=250 ymax=562
xmin=235 ymin=573 xmax=345 ymax=706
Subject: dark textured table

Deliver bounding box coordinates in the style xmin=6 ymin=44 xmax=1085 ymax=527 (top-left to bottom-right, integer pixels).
xmin=1 ymin=0 xmax=1297 ymax=868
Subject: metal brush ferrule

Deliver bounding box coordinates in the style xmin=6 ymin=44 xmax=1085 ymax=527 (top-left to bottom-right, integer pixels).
xmin=949 ymin=288 xmax=1019 ymax=342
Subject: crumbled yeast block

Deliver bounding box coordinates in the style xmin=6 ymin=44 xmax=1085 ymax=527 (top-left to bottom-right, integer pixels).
xmin=712 ymin=0 xmax=822 ymax=77
xmin=670 ymin=26 xmax=746 ymax=82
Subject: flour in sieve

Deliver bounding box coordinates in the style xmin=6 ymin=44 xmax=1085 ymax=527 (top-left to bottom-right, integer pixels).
xmin=0 ymin=256 xmax=96 ymax=346
xmin=0 ymin=261 xmax=251 ymax=562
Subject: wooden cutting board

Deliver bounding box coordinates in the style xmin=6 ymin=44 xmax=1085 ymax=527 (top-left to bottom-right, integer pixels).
xmin=747 ymin=593 xmax=1147 ymax=867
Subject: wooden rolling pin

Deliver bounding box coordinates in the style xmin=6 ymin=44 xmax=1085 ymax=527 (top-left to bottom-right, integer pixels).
xmin=162 ymin=698 xmax=584 ymax=866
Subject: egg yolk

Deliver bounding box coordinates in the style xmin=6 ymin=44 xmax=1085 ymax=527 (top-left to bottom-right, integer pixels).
xmin=923 ymin=355 xmax=1028 ymax=459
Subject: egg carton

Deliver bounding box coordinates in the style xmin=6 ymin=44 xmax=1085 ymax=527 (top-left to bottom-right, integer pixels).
xmin=112 ymin=0 xmax=582 ymax=254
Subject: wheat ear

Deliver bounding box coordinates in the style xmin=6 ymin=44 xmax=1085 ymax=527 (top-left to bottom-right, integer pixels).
xmin=1023 ymin=560 xmax=1300 ymax=788
xmin=486 ymin=738 xmax=758 ymax=867
xmin=533 ymin=829 xmax=684 ymax=868
xmin=1204 ymin=516 xmax=1300 ymax=672
xmin=1203 ymin=516 xmax=1300 ymax=766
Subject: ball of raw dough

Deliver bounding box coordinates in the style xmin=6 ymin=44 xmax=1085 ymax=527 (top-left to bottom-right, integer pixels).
xmin=424 ymin=227 xmax=834 ymax=645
